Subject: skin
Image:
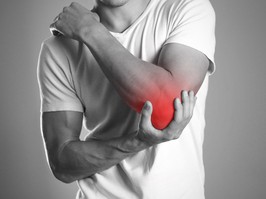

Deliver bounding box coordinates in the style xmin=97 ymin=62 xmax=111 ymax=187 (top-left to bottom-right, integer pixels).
xmin=96 ymin=0 xmax=131 ymax=7
xmin=43 ymin=1 xmax=209 ymax=183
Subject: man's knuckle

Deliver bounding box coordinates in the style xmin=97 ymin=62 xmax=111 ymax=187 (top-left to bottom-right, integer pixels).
xmin=63 ymin=6 xmax=69 ymax=12
xmin=163 ymin=127 xmax=178 ymax=140
xmin=70 ymin=2 xmax=78 ymax=7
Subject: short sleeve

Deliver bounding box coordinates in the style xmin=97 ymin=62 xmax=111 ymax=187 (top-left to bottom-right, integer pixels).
xmin=164 ymin=0 xmax=216 ymax=74
xmin=37 ymin=41 xmax=84 ymax=112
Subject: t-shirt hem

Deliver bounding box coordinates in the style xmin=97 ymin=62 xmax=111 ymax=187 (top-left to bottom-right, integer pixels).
xmin=41 ymin=102 xmax=84 ymax=113
xmin=163 ymin=40 xmax=216 ymax=75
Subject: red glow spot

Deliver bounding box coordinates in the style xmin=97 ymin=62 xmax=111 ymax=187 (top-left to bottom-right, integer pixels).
xmin=151 ymin=96 xmax=175 ymax=129
xmin=135 ymin=86 xmax=179 ymax=130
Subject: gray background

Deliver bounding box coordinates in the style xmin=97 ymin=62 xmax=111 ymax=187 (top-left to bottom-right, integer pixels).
xmin=0 ymin=0 xmax=265 ymax=198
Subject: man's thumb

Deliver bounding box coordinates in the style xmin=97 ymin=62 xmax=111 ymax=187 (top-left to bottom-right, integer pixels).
xmin=139 ymin=101 xmax=153 ymax=128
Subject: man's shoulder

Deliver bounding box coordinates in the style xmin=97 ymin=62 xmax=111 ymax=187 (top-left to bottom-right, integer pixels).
xmin=40 ymin=36 xmax=86 ymax=67
xmin=151 ymin=0 xmax=215 ymax=27
xmin=151 ymin=0 xmax=191 ymax=17
xmin=41 ymin=36 xmax=79 ymax=54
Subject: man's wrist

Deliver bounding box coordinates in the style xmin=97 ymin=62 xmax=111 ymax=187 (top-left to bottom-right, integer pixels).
xmin=79 ymin=22 xmax=109 ymax=44
xmin=119 ymin=132 xmax=152 ymax=154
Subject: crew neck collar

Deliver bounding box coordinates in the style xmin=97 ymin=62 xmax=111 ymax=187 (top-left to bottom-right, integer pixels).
xmin=109 ymin=0 xmax=155 ymax=37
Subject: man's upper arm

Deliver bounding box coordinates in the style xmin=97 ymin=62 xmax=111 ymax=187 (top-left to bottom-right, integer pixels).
xmin=41 ymin=111 xmax=83 ymax=172
xmin=158 ymin=43 xmax=209 ymax=93
xmin=155 ymin=0 xmax=215 ymax=94
xmin=146 ymin=43 xmax=209 ymax=130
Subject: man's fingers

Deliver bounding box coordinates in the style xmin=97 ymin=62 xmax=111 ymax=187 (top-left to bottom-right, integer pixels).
xmin=182 ymin=90 xmax=190 ymax=118
xmin=174 ymin=98 xmax=183 ymax=122
xmin=70 ymin=2 xmax=79 ymax=8
xmin=188 ymin=90 xmax=195 ymax=116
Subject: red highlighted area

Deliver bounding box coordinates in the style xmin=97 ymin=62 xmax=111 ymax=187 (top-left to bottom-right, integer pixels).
xmin=134 ymin=84 xmax=180 ymax=130
xmin=150 ymin=96 xmax=176 ymax=130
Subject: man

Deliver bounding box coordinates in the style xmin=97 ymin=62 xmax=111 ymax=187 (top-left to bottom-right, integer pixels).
xmin=37 ymin=0 xmax=215 ymax=198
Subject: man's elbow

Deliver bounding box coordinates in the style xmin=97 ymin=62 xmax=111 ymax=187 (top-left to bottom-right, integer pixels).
xmin=149 ymin=88 xmax=177 ymax=129
xmin=53 ymin=172 xmax=74 ymax=184
xmin=147 ymin=77 xmax=204 ymax=129
xmin=48 ymin=156 xmax=95 ymax=184
xmin=128 ymin=71 xmax=205 ymax=129
xmin=49 ymin=161 xmax=76 ymax=183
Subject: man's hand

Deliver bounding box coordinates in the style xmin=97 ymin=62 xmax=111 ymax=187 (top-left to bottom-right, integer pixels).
xmin=50 ymin=2 xmax=100 ymax=40
xmin=137 ymin=90 xmax=196 ymax=146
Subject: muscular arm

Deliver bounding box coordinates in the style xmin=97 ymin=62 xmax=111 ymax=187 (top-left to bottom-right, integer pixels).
xmin=83 ymin=27 xmax=208 ymax=129
xmin=42 ymin=111 xmax=149 ymax=183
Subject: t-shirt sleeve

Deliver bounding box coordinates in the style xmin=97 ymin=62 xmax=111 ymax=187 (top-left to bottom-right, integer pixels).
xmin=37 ymin=41 xmax=84 ymax=112
xmin=164 ymin=0 xmax=216 ymax=74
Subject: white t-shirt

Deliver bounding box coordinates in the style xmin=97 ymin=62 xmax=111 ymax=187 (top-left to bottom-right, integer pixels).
xmin=37 ymin=0 xmax=216 ymax=198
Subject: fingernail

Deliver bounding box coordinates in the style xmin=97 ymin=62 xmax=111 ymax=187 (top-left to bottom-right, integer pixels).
xmin=144 ymin=102 xmax=150 ymax=110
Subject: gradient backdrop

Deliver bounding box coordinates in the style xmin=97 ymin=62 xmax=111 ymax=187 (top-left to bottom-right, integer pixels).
xmin=0 ymin=0 xmax=265 ymax=198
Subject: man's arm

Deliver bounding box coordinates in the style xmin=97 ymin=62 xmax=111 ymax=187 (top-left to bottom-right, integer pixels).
xmin=42 ymin=111 xmax=145 ymax=183
xmin=52 ymin=3 xmax=209 ymax=129
xmin=42 ymin=91 xmax=196 ymax=183
xmin=85 ymin=32 xmax=208 ymax=129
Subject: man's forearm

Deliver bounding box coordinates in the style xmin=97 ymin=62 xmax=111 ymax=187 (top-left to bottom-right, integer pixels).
xmin=82 ymin=26 xmax=181 ymax=129
xmin=53 ymin=131 xmax=150 ymax=183
xmin=83 ymin=26 xmax=173 ymax=104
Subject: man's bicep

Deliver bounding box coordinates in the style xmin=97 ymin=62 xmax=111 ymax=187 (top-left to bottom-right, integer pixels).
xmin=158 ymin=43 xmax=209 ymax=93
xmin=42 ymin=111 xmax=83 ymax=162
